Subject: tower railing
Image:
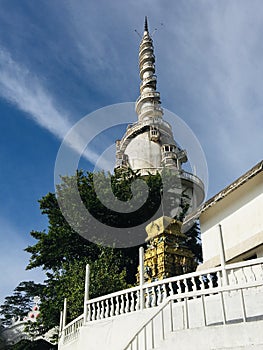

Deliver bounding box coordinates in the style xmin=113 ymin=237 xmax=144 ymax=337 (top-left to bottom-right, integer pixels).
xmin=128 ymin=168 xmax=205 ymax=189
xmin=60 ymin=257 xmax=263 ymax=346
xmin=178 ymin=169 xmax=204 ymax=187
xmin=136 ymin=91 xmax=160 ymax=104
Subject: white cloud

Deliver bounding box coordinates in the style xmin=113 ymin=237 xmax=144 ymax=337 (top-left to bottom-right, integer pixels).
xmin=0 ymin=48 xmax=72 ymax=138
xmin=0 ymin=48 xmax=109 ymax=169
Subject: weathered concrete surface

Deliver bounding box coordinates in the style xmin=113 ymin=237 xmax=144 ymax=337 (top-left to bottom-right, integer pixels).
xmin=156 ymin=320 xmax=263 ymax=350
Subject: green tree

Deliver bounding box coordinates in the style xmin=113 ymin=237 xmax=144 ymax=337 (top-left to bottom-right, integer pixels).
xmin=1 ymin=169 xmax=202 ymax=335
xmin=0 ymin=282 xmax=44 ymax=326
xmin=177 ymin=192 xmax=203 ymax=264
xmin=37 ymin=246 xmax=131 ymax=330
xmin=22 ymin=170 xmax=163 ymax=329
xmin=0 ymin=324 xmax=7 ymax=350
xmin=7 ymin=339 xmax=57 ymax=350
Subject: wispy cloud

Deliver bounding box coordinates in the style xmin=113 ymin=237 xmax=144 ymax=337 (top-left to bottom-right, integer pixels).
xmin=0 ymin=48 xmax=72 ymax=137
xmin=0 ymin=48 xmax=111 ymax=169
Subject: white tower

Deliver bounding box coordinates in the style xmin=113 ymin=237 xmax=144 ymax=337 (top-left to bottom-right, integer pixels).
xmin=115 ymin=17 xmax=205 ymax=213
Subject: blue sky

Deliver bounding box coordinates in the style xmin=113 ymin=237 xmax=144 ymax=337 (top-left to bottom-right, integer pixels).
xmin=0 ymin=0 xmax=263 ymax=305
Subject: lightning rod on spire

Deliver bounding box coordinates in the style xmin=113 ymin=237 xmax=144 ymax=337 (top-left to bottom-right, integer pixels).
xmin=144 ymin=16 xmax=148 ymax=32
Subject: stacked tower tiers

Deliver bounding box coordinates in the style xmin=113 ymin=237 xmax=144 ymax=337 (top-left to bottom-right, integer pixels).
xmin=115 ymin=17 xmax=205 ymax=214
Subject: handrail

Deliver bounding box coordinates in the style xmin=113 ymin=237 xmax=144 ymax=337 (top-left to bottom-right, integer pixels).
xmin=86 ymin=285 xmax=140 ymax=305
xmin=141 ymin=265 xmax=222 ymax=288
xmin=124 ymin=279 xmax=263 ymax=350
xmin=224 ymin=256 xmax=263 ymax=270
xmin=124 ymin=298 xmax=172 ymax=350
xmin=84 ymin=256 xmax=263 ymax=316
xmin=60 ymin=257 xmax=263 ymax=346
xmin=62 ymin=313 xmax=84 ymax=345
xmin=63 ymin=313 xmax=84 ymax=330
xmin=83 ymin=260 xmax=222 ymax=307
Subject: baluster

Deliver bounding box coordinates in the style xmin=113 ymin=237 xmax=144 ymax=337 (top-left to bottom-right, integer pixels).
xmin=100 ymin=301 xmax=105 ymax=319
xmin=199 ymin=275 xmax=205 ymax=290
xmin=151 ymin=286 xmax=157 ymax=306
xmin=241 ymin=267 xmax=247 ymax=284
xmin=145 ymin=287 xmax=151 ymax=308
xmin=125 ymin=293 xmax=130 ymax=313
xmin=259 ymin=263 xmax=263 ymax=280
xmin=157 ymin=285 xmax=162 ymax=305
xmin=177 ymin=279 xmax=183 ymax=294
xmin=184 ymin=278 xmax=190 ymax=293
xmin=179 ymin=278 xmax=186 ymax=295
xmin=216 ymin=271 xmax=222 ymax=287
xmin=190 ymin=276 xmax=196 ymax=298
xmin=229 ymin=269 xmax=237 ymax=285
xmin=135 ymin=290 xmax=140 ymax=311
xmin=96 ymin=302 xmax=101 ymax=320
xmin=253 ymin=265 xmax=260 ymax=283
xmin=115 ymin=296 xmax=120 ymax=315
xmin=91 ymin=303 xmax=96 ymax=321
xmin=191 ymin=277 xmax=197 ymax=292
xmin=249 ymin=266 xmax=256 ymax=282
xmin=87 ymin=304 xmax=91 ymax=321
xmin=105 ymin=299 xmax=109 ymax=318
xmin=163 ymin=283 xmax=168 ymax=299
xmin=207 ymin=274 xmax=213 ymax=289
xmin=130 ymin=292 xmax=135 ymax=312
xmin=168 ymin=282 xmax=174 ymax=296
xmin=120 ymin=294 xmax=125 ymax=314
xmin=110 ymin=297 xmax=114 ymax=317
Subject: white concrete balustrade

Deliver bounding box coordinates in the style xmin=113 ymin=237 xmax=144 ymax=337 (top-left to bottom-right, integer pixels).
xmin=62 ymin=314 xmax=84 ymax=345
xmin=124 ymin=280 xmax=263 ymax=350
xmin=59 ymin=257 xmax=263 ymax=349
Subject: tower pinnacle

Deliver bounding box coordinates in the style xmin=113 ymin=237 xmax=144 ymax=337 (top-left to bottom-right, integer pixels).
xmin=144 ymin=16 xmax=148 ymax=33
xmin=135 ymin=17 xmax=163 ymax=122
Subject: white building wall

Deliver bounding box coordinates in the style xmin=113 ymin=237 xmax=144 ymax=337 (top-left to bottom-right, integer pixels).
xmin=199 ymin=172 xmax=263 ymax=268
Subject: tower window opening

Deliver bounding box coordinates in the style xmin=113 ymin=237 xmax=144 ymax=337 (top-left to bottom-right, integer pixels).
xmin=150 ymin=126 xmax=159 ymax=141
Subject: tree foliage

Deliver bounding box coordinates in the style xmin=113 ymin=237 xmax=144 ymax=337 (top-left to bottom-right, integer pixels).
xmin=5 ymin=339 xmax=57 ymax=350
xmin=0 ymin=282 xmax=44 ymax=327
xmin=0 ymin=169 xmax=202 ymax=335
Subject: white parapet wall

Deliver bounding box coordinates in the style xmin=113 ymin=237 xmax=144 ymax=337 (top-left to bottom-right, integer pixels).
xmin=59 ymin=285 xmax=263 ymax=350
xmin=59 ymin=258 xmax=263 ymax=350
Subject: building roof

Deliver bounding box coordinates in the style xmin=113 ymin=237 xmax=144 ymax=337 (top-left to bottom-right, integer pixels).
xmin=184 ymin=160 xmax=263 ymax=226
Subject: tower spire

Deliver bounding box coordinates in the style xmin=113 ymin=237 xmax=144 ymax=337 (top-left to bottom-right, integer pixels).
xmin=115 ymin=18 xmax=204 ymax=223
xmin=144 ymin=16 xmax=148 ymax=33
xmin=135 ymin=18 xmax=163 ymax=122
